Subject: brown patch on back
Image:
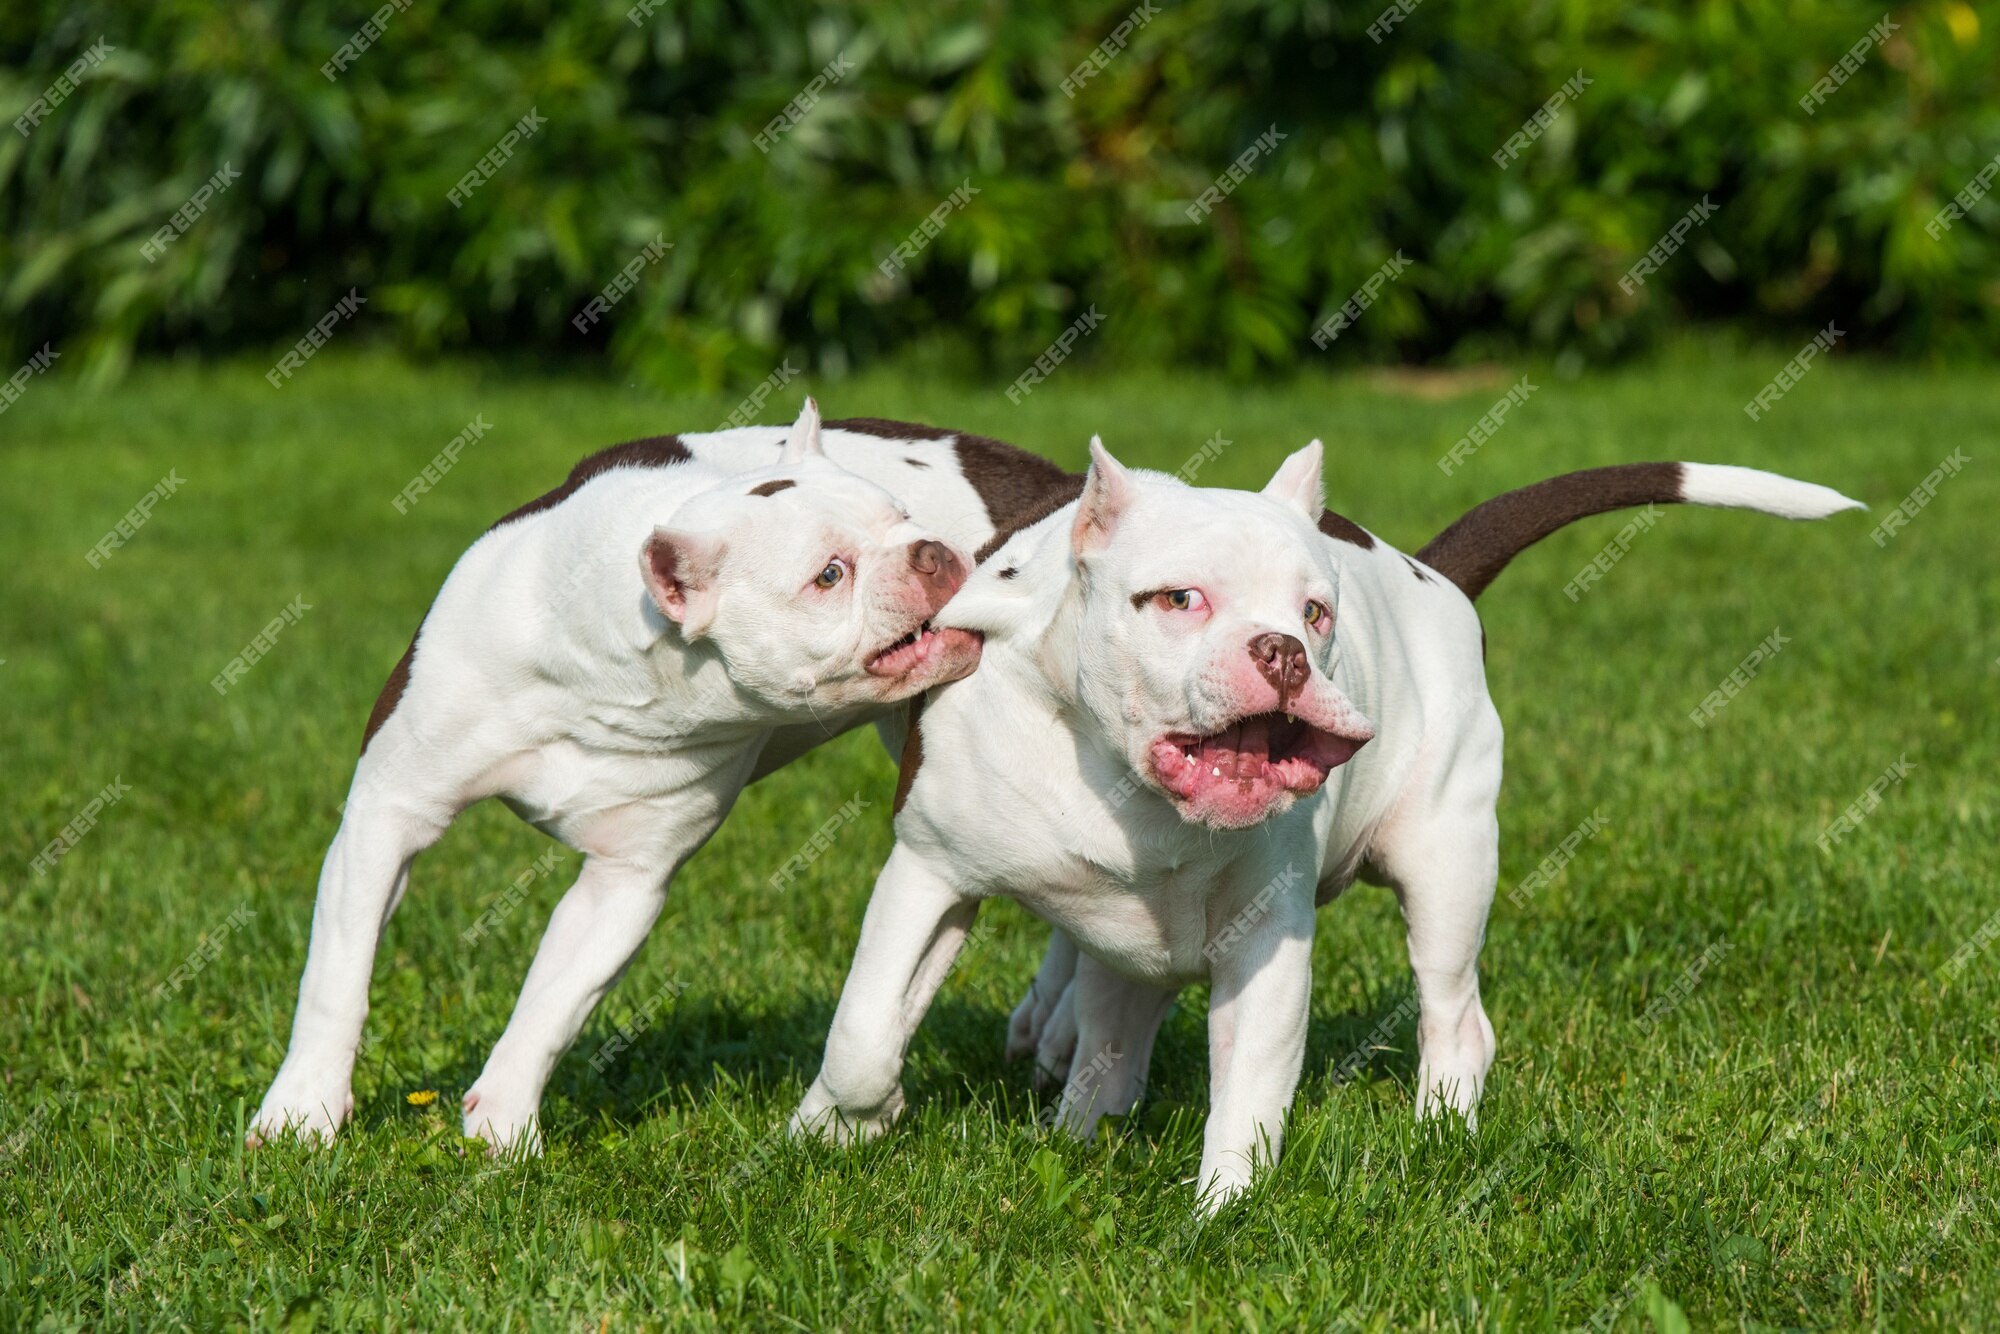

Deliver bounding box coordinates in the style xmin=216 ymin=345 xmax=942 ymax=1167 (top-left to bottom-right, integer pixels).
xmin=748 ymin=478 xmax=796 ymax=497
xmin=1317 ymin=509 xmax=1377 ymax=550
xmin=1417 ymin=462 xmax=1685 ymax=601
xmin=893 ymin=696 xmax=925 ymax=814
xmin=360 ymin=434 xmax=694 ymax=755
xmin=824 ymin=417 xmax=955 ymax=442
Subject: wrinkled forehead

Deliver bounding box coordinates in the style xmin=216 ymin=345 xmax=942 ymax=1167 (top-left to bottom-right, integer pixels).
xmin=1107 ymin=485 xmax=1334 ymax=589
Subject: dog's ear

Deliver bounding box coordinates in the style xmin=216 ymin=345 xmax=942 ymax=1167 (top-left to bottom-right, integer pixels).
xmin=780 ymin=396 xmax=824 ymax=464
xmin=1261 ymin=440 xmax=1325 ymax=523
xmin=640 ymin=528 xmax=726 ymax=639
xmin=1072 ymin=435 xmax=1135 ymax=557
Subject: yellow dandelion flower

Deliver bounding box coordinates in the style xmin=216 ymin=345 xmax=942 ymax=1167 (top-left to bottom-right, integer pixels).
xmin=406 ymin=1090 xmax=438 ymax=1107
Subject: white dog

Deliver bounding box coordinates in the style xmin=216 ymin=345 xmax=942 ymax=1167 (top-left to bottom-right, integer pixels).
xmin=792 ymin=439 xmax=1860 ymax=1209
xmin=250 ymin=400 xmax=1079 ymax=1152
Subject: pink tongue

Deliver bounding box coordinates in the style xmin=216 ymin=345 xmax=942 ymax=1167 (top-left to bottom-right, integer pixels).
xmin=1196 ymin=719 xmax=1273 ymax=784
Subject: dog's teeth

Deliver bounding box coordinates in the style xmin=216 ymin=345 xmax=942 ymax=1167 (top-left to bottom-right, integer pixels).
xmin=1211 ymin=766 xmax=1222 ymax=777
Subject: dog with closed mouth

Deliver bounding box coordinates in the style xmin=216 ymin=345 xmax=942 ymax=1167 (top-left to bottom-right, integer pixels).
xmin=250 ymin=399 xmax=1081 ymax=1153
xmin=790 ymin=437 xmax=1861 ymax=1210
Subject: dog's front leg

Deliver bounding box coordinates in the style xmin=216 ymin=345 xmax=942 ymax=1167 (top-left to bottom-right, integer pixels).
xmin=1196 ymin=898 xmax=1315 ymax=1213
xmin=791 ymin=844 xmax=978 ymax=1145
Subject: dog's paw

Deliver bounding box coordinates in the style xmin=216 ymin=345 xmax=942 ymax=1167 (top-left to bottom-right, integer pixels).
xmin=1005 ymin=989 xmax=1045 ymax=1063
xmin=248 ymin=1070 xmax=353 ymax=1147
xmin=461 ymin=1087 xmax=544 ymax=1158
xmin=1192 ymin=1163 xmax=1255 ymax=1217
xmin=788 ymin=1079 xmax=904 ymax=1147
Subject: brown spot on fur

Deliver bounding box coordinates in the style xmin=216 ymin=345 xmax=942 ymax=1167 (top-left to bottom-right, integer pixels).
xmin=748 ymin=478 xmax=795 ymax=497
xmin=1417 ymin=462 xmax=1686 ymax=601
xmin=361 ymin=434 xmax=693 ymax=754
xmin=1317 ymin=509 xmax=1376 ymax=550
xmin=1403 ymin=555 xmax=1433 ymax=583
xmin=893 ymin=696 xmax=925 ymax=814
xmin=360 ymin=630 xmax=419 ymax=753
xmin=905 ymin=456 xmax=930 ymax=469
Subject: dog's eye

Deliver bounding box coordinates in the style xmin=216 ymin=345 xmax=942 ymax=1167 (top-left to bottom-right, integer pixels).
xmin=814 ymin=560 xmax=847 ymax=590
xmin=1153 ymin=588 xmax=1206 ymax=613
xmin=1303 ymin=599 xmax=1331 ymax=631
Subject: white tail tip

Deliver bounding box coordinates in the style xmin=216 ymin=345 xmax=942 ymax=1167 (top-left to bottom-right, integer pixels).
xmin=1679 ymin=463 xmax=1866 ymax=520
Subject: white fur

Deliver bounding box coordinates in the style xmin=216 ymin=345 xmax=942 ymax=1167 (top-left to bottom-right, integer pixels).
xmin=1678 ymin=462 xmax=1865 ymax=520
xmin=250 ymin=400 xmax=995 ymax=1152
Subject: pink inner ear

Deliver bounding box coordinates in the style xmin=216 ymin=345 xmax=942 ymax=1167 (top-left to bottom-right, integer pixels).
xmin=644 ymin=535 xmax=690 ymax=620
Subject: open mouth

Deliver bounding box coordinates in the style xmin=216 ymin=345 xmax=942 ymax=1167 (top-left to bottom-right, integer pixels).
xmin=1148 ymin=711 xmax=1368 ymax=824
xmin=865 ymin=619 xmax=981 ymax=678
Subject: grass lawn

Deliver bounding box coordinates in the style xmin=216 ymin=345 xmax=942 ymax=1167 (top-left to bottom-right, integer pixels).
xmin=2 ymin=345 xmax=1996 ymax=1331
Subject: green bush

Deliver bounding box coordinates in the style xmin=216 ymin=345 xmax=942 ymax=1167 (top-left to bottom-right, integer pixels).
xmin=2 ymin=0 xmax=1995 ymax=388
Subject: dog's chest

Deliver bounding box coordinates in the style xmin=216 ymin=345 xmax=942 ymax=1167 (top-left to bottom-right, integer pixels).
xmin=1010 ymin=860 xmax=1235 ymax=987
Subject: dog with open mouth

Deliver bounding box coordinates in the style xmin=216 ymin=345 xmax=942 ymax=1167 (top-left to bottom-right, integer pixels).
xmin=251 ymin=399 xmax=1056 ymax=1153
xmin=790 ymin=437 xmax=1862 ymax=1211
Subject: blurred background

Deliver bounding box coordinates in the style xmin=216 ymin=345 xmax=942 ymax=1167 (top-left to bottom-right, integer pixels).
xmin=4 ymin=0 xmax=1996 ymax=390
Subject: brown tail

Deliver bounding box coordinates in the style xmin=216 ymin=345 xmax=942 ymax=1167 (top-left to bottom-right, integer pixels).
xmin=1416 ymin=461 xmax=1863 ymax=601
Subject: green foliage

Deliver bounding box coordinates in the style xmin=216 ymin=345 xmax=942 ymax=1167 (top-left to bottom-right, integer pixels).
xmin=2 ymin=1 xmax=1997 ymax=386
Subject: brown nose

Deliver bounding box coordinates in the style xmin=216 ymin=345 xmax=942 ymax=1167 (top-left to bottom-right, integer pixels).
xmin=1248 ymin=632 xmax=1310 ymax=710
xmin=908 ymin=539 xmax=964 ymax=602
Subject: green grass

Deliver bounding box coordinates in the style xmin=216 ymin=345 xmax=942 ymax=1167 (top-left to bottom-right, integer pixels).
xmin=3 ymin=346 xmax=1997 ymax=1331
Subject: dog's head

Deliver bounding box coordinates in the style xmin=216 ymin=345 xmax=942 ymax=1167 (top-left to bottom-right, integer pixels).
xmin=1031 ymin=437 xmax=1374 ymax=829
xmin=639 ymin=399 xmax=982 ymax=716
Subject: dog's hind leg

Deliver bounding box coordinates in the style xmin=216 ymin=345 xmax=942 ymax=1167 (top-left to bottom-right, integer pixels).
xmin=250 ymin=718 xmax=462 ymax=1145
xmin=1052 ymin=953 xmax=1173 ymax=1139
xmin=1369 ymin=743 xmax=1502 ymax=1127
xmin=1007 ymin=929 xmax=1078 ymax=1062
